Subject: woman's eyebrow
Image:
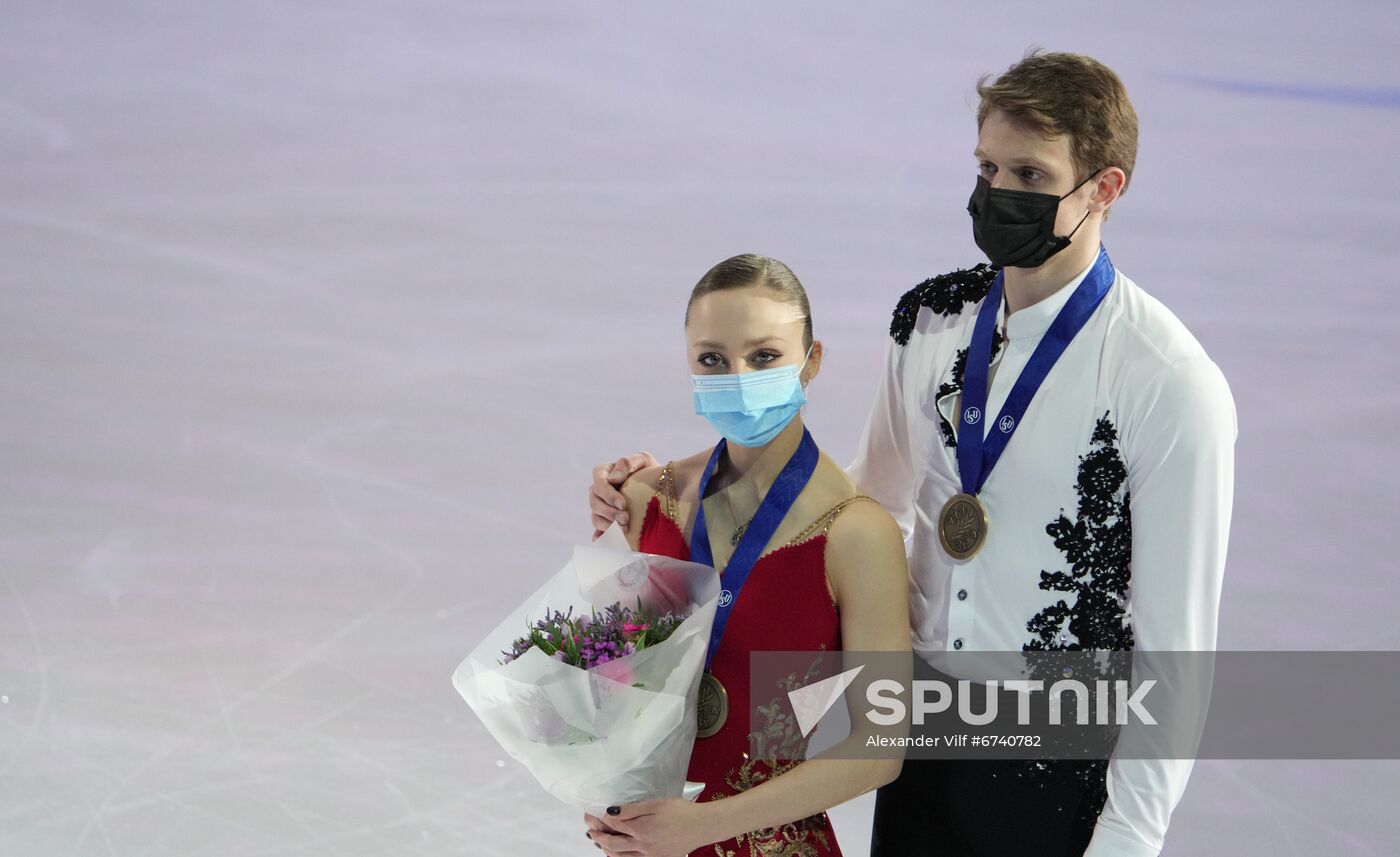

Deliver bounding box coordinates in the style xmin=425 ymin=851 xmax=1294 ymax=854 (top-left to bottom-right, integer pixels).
xmin=693 ymin=336 xmax=784 ymax=349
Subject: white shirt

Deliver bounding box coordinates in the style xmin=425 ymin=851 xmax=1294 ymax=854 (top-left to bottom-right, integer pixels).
xmin=847 ymin=252 xmax=1238 ymax=857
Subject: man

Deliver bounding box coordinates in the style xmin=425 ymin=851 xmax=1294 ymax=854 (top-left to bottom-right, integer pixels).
xmin=589 ymin=51 xmax=1236 ymax=857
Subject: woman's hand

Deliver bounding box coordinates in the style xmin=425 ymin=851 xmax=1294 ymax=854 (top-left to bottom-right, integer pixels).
xmin=584 ymin=799 xmax=709 ymax=857
xmin=583 ymin=811 xmax=631 ymax=855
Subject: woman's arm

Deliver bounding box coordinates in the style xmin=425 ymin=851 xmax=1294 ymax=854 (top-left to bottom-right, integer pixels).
xmin=590 ymin=499 xmax=912 ymax=856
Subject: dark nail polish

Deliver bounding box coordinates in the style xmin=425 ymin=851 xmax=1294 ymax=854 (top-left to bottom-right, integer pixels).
xmin=606 ymin=805 xmax=620 ymax=815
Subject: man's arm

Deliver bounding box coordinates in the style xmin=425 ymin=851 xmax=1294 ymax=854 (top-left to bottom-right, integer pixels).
xmin=1084 ymin=356 xmax=1237 ymax=857
xmin=847 ymin=335 xmax=917 ymax=541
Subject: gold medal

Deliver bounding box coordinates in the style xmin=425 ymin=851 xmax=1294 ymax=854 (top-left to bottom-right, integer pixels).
xmin=696 ymin=671 xmax=728 ymax=738
xmin=938 ymin=492 xmax=988 ymax=560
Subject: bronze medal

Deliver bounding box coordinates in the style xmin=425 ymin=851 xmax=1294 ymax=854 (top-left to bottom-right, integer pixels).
xmin=938 ymin=492 xmax=988 ymax=560
xmin=696 ymin=671 xmax=728 ymax=739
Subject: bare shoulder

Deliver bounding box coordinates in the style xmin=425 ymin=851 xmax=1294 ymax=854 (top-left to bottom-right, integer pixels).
xmin=822 ymin=477 xmax=904 ymax=568
xmin=798 ymin=454 xmax=899 ymax=546
xmin=621 ymin=448 xmax=711 ymax=503
xmin=826 ymin=495 xmax=902 ymax=547
xmin=623 ymin=463 xmax=666 ymax=494
xmin=823 ymin=494 xmax=907 ymax=611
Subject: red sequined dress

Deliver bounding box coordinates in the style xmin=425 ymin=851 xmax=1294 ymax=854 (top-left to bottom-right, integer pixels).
xmin=638 ymin=461 xmax=873 ymax=857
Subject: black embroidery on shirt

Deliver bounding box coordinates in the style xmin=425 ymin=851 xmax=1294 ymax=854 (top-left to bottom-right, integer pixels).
xmin=889 ymin=264 xmax=997 ymax=346
xmin=1016 ymin=411 xmax=1134 ymax=824
xmin=935 ymin=335 xmax=1005 ymax=449
xmin=1024 ymin=412 xmax=1133 ymax=653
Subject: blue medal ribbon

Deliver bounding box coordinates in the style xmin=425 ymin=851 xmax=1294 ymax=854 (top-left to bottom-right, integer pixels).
xmin=956 ymin=246 xmax=1116 ymax=496
xmin=691 ymin=426 xmax=819 ymax=670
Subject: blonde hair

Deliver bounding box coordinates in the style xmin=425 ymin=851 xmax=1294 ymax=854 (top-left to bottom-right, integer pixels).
xmin=685 ymin=254 xmax=813 ymax=350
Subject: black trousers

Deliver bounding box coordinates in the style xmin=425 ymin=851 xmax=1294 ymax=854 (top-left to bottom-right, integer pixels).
xmin=869 ymin=660 xmax=1107 ymax=857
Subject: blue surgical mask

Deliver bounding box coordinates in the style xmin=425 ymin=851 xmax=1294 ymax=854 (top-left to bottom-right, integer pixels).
xmin=691 ymin=344 xmax=812 ymax=448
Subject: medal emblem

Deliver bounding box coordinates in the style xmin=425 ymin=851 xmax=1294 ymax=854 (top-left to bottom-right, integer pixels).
xmin=696 ymin=671 xmax=728 ymax=738
xmin=938 ymin=492 xmax=988 ymax=560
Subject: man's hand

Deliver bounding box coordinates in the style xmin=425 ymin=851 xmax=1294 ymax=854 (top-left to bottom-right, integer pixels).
xmin=590 ymin=452 xmax=658 ymax=540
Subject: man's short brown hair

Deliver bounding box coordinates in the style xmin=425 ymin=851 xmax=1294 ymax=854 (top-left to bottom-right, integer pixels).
xmin=976 ymin=50 xmax=1138 ymax=196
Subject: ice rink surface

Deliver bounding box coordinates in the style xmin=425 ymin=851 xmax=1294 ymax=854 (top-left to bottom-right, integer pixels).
xmin=2 ymin=1 xmax=1399 ymax=854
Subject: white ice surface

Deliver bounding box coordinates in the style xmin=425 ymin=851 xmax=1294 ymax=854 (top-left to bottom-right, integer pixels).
xmin=2 ymin=2 xmax=1398 ymax=855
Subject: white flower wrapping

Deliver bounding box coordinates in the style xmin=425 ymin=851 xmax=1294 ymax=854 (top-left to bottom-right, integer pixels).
xmin=452 ymin=523 xmax=720 ymax=815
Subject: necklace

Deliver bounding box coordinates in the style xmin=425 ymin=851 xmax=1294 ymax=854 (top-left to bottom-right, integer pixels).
xmin=712 ymin=465 xmax=759 ymax=547
xmin=730 ymin=516 xmax=754 ymax=547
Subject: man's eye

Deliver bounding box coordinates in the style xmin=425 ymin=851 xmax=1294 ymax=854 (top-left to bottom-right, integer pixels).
xmin=1019 ymin=168 xmax=1041 ymax=182
xmin=979 ymin=162 xmax=996 ymax=177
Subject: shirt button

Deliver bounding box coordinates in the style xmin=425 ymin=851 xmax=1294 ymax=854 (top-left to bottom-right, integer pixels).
xmin=957 ymin=589 xmax=968 ymax=601
xmin=953 ymin=638 xmax=964 ymax=650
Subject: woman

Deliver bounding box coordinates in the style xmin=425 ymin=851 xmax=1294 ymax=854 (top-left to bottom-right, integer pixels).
xmin=583 ymin=254 xmax=911 ymax=857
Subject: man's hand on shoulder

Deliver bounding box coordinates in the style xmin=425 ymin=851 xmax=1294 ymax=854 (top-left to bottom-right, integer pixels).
xmin=590 ymin=452 xmax=659 ymax=539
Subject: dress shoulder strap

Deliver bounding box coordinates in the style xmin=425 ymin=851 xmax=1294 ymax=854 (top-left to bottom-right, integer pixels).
xmin=654 ymin=461 xmax=679 ymax=522
xmin=787 ymin=494 xmax=877 ymax=545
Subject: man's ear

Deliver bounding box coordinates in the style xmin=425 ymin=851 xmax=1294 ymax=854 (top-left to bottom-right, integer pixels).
xmin=1091 ymin=167 xmax=1127 ymax=213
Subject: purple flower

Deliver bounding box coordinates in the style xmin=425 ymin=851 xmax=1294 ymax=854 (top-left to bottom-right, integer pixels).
xmin=500 ymin=600 xmax=689 ymax=668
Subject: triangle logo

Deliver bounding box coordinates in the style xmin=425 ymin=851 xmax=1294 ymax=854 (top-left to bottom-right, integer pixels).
xmin=788 ymin=665 xmax=865 ymax=738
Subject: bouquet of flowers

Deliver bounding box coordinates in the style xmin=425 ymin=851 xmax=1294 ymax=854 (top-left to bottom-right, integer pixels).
xmin=453 ymin=525 xmax=720 ymax=814
xmin=501 ymin=601 xmax=688 ymax=669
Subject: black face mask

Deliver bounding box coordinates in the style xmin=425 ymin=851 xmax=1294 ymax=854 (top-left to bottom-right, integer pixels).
xmin=966 ymin=171 xmax=1099 ymax=268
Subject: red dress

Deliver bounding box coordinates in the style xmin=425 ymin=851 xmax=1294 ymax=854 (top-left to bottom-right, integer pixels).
xmin=639 ymin=462 xmax=873 ymax=857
